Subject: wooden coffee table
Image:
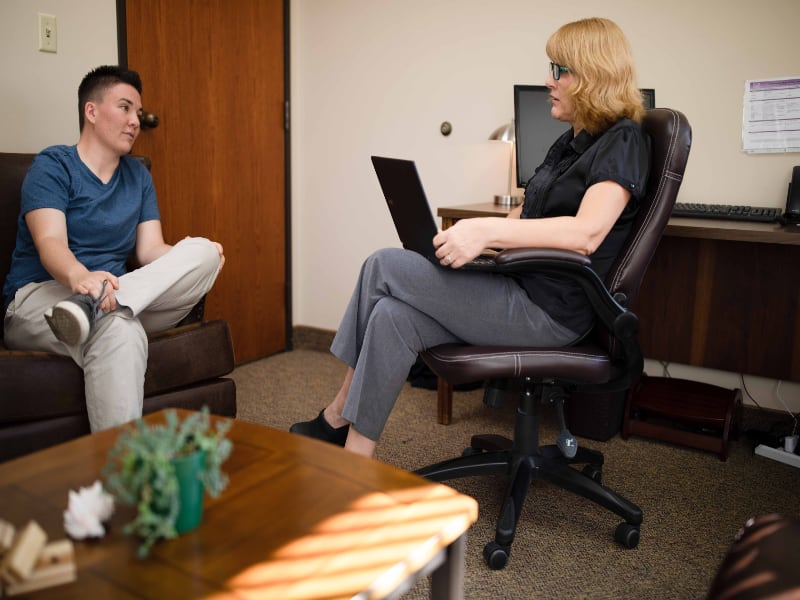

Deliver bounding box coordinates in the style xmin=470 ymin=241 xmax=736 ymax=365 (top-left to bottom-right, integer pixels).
xmin=0 ymin=410 xmax=477 ymax=599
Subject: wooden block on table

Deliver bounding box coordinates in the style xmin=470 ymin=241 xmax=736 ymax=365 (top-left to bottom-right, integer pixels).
xmin=0 ymin=520 xmax=15 ymax=555
xmin=0 ymin=521 xmax=47 ymax=584
xmin=4 ymin=539 xmax=76 ymax=596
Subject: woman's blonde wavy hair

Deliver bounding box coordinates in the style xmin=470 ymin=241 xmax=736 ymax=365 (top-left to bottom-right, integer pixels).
xmin=546 ymin=17 xmax=645 ymax=134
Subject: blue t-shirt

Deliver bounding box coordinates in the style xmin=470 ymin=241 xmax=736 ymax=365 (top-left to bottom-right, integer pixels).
xmin=2 ymin=145 xmax=160 ymax=311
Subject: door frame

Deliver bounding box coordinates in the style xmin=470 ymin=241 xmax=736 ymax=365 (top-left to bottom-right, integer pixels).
xmin=115 ymin=0 xmax=293 ymax=352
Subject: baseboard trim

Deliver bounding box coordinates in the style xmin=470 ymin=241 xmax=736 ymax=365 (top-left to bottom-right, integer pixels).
xmin=292 ymin=326 xmax=335 ymax=353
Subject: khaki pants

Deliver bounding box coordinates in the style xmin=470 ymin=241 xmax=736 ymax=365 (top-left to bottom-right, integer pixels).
xmin=3 ymin=237 xmax=222 ymax=432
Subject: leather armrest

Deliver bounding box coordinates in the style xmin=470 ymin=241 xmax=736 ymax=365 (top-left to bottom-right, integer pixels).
xmin=495 ymin=247 xmax=592 ymax=267
xmin=492 ymin=248 xmax=633 ymax=334
xmin=490 ymin=247 xmax=642 ymax=381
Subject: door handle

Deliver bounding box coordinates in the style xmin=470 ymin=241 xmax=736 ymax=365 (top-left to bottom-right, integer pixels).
xmin=140 ymin=111 xmax=159 ymax=129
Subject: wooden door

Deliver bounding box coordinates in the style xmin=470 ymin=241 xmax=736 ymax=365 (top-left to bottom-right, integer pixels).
xmin=119 ymin=0 xmax=288 ymax=363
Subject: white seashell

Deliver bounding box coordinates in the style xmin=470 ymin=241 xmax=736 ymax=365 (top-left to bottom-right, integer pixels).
xmin=63 ymin=480 xmax=115 ymax=539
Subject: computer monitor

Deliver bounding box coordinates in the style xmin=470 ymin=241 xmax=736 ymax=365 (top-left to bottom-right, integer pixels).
xmin=513 ymin=85 xmax=656 ymax=188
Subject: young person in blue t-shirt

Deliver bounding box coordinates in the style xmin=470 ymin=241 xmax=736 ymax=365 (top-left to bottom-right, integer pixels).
xmin=2 ymin=65 xmax=226 ymax=431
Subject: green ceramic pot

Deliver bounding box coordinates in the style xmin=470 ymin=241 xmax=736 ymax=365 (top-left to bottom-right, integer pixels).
xmin=172 ymin=450 xmax=206 ymax=534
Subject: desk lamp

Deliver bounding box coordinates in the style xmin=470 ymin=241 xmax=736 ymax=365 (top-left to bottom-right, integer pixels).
xmin=489 ymin=120 xmax=523 ymax=206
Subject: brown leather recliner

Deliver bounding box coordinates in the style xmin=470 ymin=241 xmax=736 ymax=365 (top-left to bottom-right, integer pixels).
xmin=0 ymin=152 xmax=237 ymax=462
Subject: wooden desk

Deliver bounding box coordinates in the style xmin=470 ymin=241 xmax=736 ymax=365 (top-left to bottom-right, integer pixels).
xmin=438 ymin=203 xmax=800 ymax=382
xmin=438 ymin=202 xmax=514 ymax=229
xmin=0 ymin=410 xmax=478 ymax=599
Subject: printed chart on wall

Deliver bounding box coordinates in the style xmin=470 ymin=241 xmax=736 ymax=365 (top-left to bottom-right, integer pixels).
xmin=742 ymin=77 xmax=800 ymax=153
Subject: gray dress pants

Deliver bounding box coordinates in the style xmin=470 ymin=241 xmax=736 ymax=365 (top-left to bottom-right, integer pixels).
xmin=331 ymin=247 xmax=579 ymax=441
xmin=4 ymin=237 xmax=222 ymax=431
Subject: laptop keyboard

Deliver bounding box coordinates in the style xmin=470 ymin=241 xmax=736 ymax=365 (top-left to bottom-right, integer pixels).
xmin=469 ymin=255 xmax=497 ymax=266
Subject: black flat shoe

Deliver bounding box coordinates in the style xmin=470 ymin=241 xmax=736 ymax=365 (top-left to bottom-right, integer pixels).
xmin=289 ymin=409 xmax=349 ymax=446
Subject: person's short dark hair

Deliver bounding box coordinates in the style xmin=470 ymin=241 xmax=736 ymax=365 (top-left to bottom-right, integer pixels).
xmin=77 ymin=65 xmax=142 ymax=131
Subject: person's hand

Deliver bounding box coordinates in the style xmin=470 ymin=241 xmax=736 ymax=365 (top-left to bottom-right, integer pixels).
xmin=213 ymin=241 xmax=225 ymax=270
xmin=72 ymin=272 xmax=119 ymax=312
xmin=432 ymin=219 xmax=489 ymax=268
xmin=181 ymin=236 xmax=225 ymax=270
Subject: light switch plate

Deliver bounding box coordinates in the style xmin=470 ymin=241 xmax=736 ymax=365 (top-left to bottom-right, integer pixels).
xmin=38 ymin=13 xmax=57 ymax=53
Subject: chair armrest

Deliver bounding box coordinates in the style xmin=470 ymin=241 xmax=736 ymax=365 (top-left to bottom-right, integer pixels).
xmin=491 ymin=247 xmax=642 ymax=387
xmin=493 ymin=248 xmax=631 ymax=332
xmin=495 ymin=247 xmax=592 ymax=267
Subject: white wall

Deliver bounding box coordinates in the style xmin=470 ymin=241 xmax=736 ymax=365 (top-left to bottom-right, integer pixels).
xmin=2 ymin=0 xmax=799 ymax=412
xmin=0 ymin=0 xmax=118 ymax=151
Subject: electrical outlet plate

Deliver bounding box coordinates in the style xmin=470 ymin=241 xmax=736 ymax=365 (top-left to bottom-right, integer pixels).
xmin=38 ymin=13 xmax=57 ymax=53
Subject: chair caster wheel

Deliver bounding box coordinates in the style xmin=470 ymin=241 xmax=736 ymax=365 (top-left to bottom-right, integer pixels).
xmin=483 ymin=541 xmax=510 ymax=570
xmin=582 ymin=464 xmax=602 ymax=483
xmin=614 ymin=523 xmax=640 ymax=549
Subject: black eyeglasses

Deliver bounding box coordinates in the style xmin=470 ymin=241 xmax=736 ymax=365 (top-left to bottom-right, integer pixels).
xmin=549 ymin=61 xmax=571 ymax=81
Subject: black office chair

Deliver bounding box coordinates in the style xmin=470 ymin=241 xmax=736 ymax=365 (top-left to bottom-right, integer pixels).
xmin=415 ymin=108 xmax=692 ymax=570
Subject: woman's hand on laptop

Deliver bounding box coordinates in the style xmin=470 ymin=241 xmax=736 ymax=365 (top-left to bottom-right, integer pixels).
xmin=433 ymin=219 xmax=491 ymax=268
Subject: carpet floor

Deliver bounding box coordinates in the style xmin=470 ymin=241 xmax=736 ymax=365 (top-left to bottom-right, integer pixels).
xmin=230 ymin=349 xmax=800 ymax=599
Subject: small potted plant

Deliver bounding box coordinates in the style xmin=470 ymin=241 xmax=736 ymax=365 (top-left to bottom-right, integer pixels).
xmin=102 ymin=407 xmax=233 ymax=557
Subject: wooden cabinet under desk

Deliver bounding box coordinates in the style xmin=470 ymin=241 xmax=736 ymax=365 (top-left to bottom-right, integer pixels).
xmin=437 ymin=202 xmax=800 ymax=383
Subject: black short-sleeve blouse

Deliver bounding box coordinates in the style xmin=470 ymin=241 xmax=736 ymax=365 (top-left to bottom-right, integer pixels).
xmin=517 ymin=118 xmax=651 ymax=336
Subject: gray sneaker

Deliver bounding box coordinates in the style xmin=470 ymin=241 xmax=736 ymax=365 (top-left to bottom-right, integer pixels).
xmin=44 ymin=281 xmax=107 ymax=346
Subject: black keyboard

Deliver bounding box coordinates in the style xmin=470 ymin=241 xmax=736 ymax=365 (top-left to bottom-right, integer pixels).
xmin=672 ymin=203 xmax=782 ymax=223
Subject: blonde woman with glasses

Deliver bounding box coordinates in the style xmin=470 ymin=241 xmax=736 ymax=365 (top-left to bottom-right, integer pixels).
xmin=291 ymin=17 xmax=651 ymax=459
